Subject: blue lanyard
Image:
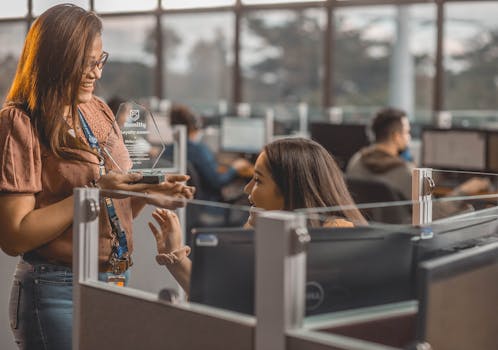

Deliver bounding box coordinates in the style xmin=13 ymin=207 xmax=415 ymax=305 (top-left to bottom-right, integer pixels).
xmin=78 ymin=110 xmax=129 ymax=260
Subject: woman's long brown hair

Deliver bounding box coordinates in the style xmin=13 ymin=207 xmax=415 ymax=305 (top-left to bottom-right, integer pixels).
xmin=6 ymin=4 xmax=102 ymax=159
xmin=263 ymin=138 xmax=367 ymax=225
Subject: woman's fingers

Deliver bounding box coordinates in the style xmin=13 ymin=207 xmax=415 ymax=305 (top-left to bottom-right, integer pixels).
xmin=148 ymin=221 xmax=160 ymax=239
xmin=166 ymin=174 xmax=190 ymax=183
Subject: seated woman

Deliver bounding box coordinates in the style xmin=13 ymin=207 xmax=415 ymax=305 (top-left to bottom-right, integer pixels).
xmin=148 ymin=138 xmax=366 ymax=294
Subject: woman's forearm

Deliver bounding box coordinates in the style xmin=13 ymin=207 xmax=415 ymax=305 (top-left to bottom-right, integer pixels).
xmin=0 ymin=194 xmax=74 ymax=256
xmin=166 ymin=258 xmax=192 ymax=295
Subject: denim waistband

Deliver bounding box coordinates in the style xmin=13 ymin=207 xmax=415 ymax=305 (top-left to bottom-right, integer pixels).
xmin=19 ymin=259 xmax=72 ymax=274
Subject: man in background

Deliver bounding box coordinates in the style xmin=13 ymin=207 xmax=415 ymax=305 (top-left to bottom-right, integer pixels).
xmin=346 ymin=107 xmax=491 ymax=203
xmin=346 ymin=107 xmax=413 ymax=200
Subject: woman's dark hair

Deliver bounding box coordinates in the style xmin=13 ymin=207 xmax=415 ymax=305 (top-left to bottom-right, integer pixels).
xmin=372 ymin=107 xmax=406 ymax=142
xmin=6 ymin=4 xmax=102 ymax=159
xmin=169 ymin=104 xmax=202 ymax=134
xmin=263 ymin=138 xmax=366 ymax=224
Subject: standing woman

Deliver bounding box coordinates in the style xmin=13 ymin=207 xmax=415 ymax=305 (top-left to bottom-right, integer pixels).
xmin=0 ymin=4 xmax=191 ymax=349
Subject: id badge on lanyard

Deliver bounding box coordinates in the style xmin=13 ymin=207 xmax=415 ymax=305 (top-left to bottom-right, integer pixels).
xmin=107 ymin=275 xmax=126 ymax=287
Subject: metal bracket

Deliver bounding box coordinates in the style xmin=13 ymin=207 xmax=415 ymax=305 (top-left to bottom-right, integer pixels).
xmin=84 ymin=198 xmax=100 ymax=222
xmin=422 ymin=175 xmax=435 ymax=196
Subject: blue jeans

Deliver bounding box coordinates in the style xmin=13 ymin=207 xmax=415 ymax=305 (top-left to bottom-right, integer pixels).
xmin=9 ymin=259 xmax=129 ymax=350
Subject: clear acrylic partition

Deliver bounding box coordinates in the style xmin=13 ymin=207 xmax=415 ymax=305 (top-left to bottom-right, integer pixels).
xmin=73 ymin=189 xmax=257 ymax=349
xmin=73 ymin=179 xmax=498 ymax=349
xmin=80 ymin=182 xmax=498 ymax=290
xmin=429 ymin=169 xmax=498 ymax=221
xmin=290 ymin=182 xmax=498 ymax=349
xmin=79 ymin=189 xmax=254 ymax=297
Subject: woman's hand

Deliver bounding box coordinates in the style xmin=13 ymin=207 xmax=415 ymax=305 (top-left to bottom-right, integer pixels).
xmin=148 ymin=208 xmax=192 ymax=295
xmin=148 ymin=209 xmax=183 ymax=255
xmin=97 ymin=172 xmax=195 ymax=209
xmin=147 ymin=174 xmax=195 ymax=199
xmin=142 ymin=174 xmax=195 ymax=209
xmin=97 ymin=172 xmax=147 ymax=192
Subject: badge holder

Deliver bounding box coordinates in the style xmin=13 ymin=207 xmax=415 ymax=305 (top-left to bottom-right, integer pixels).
xmin=107 ymin=274 xmax=126 ymax=287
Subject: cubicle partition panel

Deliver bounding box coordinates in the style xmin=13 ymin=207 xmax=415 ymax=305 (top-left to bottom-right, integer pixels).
xmin=288 ymin=302 xmax=418 ymax=350
xmin=294 ymin=190 xmax=498 ymax=350
xmin=76 ymin=285 xmax=255 ymax=350
xmin=72 ymin=179 xmax=498 ymax=350
xmin=73 ymin=188 xmax=256 ymax=350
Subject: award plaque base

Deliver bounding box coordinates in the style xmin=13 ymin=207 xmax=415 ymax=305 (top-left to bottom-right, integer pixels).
xmin=140 ymin=174 xmax=165 ymax=184
xmin=134 ymin=172 xmax=165 ymax=184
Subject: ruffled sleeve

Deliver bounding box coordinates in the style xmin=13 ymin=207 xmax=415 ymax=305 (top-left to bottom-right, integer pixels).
xmin=0 ymin=107 xmax=42 ymax=193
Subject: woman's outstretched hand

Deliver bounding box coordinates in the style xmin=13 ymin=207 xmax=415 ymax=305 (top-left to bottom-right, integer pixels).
xmin=97 ymin=172 xmax=195 ymax=209
xmin=148 ymin=208 xmax=183 ymax=255
xmin=148 ymin=208 xmax=192 ymax=294
xmin=144 ymin=174 xmax=195 ymax=208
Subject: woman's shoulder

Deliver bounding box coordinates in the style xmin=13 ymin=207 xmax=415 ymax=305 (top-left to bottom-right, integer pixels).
xmin=0 ymin=103 xmax=31 ymax=123
xmin=0 ymin=104 xmax=36 ymax=137
xmin=323 ymin=217 xmax=355 ymax=228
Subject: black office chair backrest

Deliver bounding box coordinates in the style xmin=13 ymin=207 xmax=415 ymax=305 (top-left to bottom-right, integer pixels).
xmin=345 ymin=176 xmax=411 ymax=224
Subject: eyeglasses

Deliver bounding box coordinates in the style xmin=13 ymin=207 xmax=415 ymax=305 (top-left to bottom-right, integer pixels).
xmin=85 ymin=51 xmax=109 ymax=73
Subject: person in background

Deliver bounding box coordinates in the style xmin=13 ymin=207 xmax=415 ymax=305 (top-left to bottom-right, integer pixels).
xmin=169 ymin=104 xmax=253 ymax=201
xmin=148 ymin=138 xmax=366 ymax=295
xmin=0 ymin=5 xmax=192 ymax=349
xmin=346 ymin=107 xmax=491 ymax=201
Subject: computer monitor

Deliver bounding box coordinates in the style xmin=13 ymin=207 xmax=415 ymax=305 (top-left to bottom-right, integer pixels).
xmin=220 ymin=117 xmax=266 ymax=154
xmin=421 ymin=128 xmax=487 ymax=171
xmin=416 ymin=242 xmax=498 ymax=350
xmin=310 ymin=122 xmax=370 ymax=170
xmin=189 ymin=226 xmax=416 ymax=316
xmin=415 ymin=214 xmax=498 ymax=263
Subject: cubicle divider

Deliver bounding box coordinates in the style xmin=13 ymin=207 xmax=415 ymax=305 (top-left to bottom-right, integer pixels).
xmin=72 ymin=168 xmax=498 ymax=349
xmin=73 ymin=189 xmax=256 ymax=350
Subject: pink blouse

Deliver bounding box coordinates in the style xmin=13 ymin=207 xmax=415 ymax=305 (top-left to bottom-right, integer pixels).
xmin=0 ymin=96 xmax=134 ymax=269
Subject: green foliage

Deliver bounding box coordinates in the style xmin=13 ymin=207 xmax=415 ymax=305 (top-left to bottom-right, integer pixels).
xmin=446 ymin=29 xmax=498 ymax=110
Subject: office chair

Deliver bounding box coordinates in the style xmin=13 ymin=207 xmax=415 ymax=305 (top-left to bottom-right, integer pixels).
xmin=185 ymin=162 xmax=248 ymax=243
xmin=345 ymin=176 xmax=411 ymax=224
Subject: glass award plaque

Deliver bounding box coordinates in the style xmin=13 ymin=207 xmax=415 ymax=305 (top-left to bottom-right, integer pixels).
xmin=115 ymin=101 xmax=166 ymax=184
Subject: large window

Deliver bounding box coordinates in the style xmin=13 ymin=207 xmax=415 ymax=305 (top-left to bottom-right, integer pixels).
xmin=94 ymin=0 xmax=156 ymax=13
xmin=334 ymin=4 xmax=436 ymax=123
xmin=241 ymin=9 xmax=325 ymax=112
xmin=97 ymin=16 xmax=156 ymax=102
xmin=33 ymin=0 xmax=88 ymax=15
xmin=0 ymin=0 xmax=497 ymax=127
xmin=162 ymin=12 xmax=234 ymax=114
xmin=242 ymin=0 xmax=320 ymax=3
xmin=2 ymin=3 xmax=27 ymax=17
xmin=163 ymin=0 xmax=235 ymax=10
xmin=444 ymin=2 xmax=498 ymax=125
xmin=0 ymin=23 xmax=26 ymax=102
